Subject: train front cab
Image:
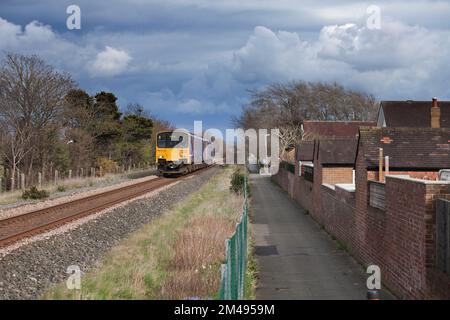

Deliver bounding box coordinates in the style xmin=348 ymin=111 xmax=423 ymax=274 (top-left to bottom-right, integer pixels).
xmin=156 ymin=131 xmax=191 ymax=176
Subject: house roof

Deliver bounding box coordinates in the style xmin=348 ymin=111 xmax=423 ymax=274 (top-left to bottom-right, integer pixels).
xmin=302 ymin=121 xmax=375 ymax=140
xmin=358 ymin=127 xmax=450 ymax=169
xmin=318 ymin=138 xmax=358 ymax=165
xmin=296 ymin=140 xmax=315 ymax=161
xmin=378 ymin=101 xmax=450 ymax=128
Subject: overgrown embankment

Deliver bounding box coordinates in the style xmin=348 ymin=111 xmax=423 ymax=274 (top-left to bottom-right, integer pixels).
xmin=44 ymin=166 xmax=255 ymax=300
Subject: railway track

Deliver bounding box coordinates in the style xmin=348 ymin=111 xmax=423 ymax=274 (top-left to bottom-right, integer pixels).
xmin=0 ymin=167 xmax=210 ymax=248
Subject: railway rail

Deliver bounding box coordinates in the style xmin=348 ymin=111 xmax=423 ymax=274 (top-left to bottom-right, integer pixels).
xmin=0 ymin=167 xmax=210 ymax=248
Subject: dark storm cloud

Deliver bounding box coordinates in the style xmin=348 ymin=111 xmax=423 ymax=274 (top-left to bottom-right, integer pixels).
xmin=1 ymin=0 xmax=450 ymax=130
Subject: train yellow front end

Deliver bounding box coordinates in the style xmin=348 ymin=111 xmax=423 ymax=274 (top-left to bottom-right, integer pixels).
xmin=156 ymin=131 xmax=191 ymax=176
xmin=155 ymin=130 xmax=209 ymax=176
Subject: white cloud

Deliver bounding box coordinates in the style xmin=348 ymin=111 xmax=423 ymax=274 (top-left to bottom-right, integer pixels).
xmin=0 ymin=18 xmax=95 ymax=78
xmin=1 ymin=0 xmax=450 ymax=124
xmin=91 ymin=46 xmax=132 ymax=77
xmin=225 ymin=22 xmax=450 ymax=99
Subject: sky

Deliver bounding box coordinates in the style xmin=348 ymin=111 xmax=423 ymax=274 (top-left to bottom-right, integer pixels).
xmin=1 ymin=0 xmax=450 ymax=131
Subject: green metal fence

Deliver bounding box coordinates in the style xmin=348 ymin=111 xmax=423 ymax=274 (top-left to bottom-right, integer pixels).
xmin=218 ymin=177 xmax=248 ymax=300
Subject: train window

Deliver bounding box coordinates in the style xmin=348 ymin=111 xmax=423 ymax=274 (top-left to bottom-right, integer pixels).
xmin=157 ymin=132 xmax=189 ymax=148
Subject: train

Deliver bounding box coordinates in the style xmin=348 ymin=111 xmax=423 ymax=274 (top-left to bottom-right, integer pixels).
xmin=155 ymin=130 xmax=210 ymax=176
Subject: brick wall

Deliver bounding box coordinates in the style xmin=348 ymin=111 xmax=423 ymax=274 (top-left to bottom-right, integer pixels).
xmin=322 ymin=167 xmax=354 ymax=185
xmin=369 ymin=170 xmax=439 ymax=181
xmin=382 ymin=177 xmax=429 ymax=298
xmin=320 ymin=185 xmax=357 ymax=249
xmin=272 ymin=166 xmax=313 ymax=213
xmin=273 ymin=144 xmax=450 ymax=299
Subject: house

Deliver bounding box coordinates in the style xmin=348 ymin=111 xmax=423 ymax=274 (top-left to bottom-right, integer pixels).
xmin=273 ymin=118 xmax=450 ymax=299
xmin=358 ymin=127 xmax=450 ymax=181
xmin=302 ymin=120 xmax=375 ymax=140
xmin=377 ymin=99 xmax=450 ymax=128
xmin=295 ymin=140 xmax=315 ymax=178
xmin=316 ymin=138 xmax=358 ymax=186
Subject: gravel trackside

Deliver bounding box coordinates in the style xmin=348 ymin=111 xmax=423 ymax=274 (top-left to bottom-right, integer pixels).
xmin=0 ymin=167 xmax=220 ymax=300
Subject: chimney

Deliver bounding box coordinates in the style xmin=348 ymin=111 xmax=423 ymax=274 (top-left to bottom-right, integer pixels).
xmin=431 ymin=97 xmax=440 ymax=128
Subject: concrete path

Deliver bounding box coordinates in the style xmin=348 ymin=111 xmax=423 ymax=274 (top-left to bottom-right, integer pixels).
xmin=250 ymin=174 xmax=393 ymax=300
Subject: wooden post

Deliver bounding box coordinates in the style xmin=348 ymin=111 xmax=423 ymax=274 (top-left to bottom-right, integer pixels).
xmin=0 ymin=177 xmax=2 ymax=192
xmin=379 ymin=148 xmax=384 ymax=182
xmin=11 ymin=177 xmax=15 ymax=191
xmin=55 ymin=170 xmax=59 ymax=185
xmin=69 ymin=169 xmax=72 ymax=180
xmin=38 ymin=172 xmax=42 ymax=189
xmin=21 ymin=173 xmax=25 ymax=191
xmin=385 ymin=156 xmax=390 ymax=177
xmin=17 ymin=169 xmax=20 ymax=189
xmin=99 ymin=166 xmax=103 ymax=177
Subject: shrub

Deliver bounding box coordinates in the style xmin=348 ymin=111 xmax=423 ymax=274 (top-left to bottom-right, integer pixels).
xmin=22 ymin=187 xmax=50 ymax=200
xmin=230 ymin=169 xmax=246 ymax=194
xmin=57 ymin=185 xmax=66 ymax=192
xmin=96 ymin=157 xmax=119 ymax=176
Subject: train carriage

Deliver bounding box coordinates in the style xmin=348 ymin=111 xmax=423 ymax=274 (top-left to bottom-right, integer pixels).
xmin=155 ymin=130 xmax=209 ymax=176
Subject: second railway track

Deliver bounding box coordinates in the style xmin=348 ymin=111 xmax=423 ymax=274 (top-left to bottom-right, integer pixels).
xmin=0 ymin=168 xmax=210 ymax=248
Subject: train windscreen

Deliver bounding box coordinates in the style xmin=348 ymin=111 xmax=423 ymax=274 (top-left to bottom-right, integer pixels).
xmin=157 ymin=132 xmax=189 ymax=148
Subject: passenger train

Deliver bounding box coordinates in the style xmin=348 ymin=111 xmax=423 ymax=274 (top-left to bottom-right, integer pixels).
xmin=155 ymin=130 xmax=210 ymax=176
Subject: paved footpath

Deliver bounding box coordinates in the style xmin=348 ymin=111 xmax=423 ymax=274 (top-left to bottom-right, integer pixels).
xmin=250 ymin=174 xmax=394 ymax=300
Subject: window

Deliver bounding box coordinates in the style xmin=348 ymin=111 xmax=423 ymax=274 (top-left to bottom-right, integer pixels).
xmin=157 ymin=132 xmax=189 ymax=148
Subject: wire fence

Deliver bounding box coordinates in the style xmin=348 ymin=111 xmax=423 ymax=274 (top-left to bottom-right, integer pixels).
xmin=0 ymin=164 xmax=158 ymax=193
xmin=218 ymin=176 xmax=248 ymax=300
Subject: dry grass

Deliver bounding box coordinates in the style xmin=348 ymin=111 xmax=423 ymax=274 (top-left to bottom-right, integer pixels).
xmin=161 ymin=215 xmax=235 ymax=299
xmin=43 ymin=166 xmax=244 ymax=300
xmin=0 ymin=169 xmax=155 ymax=206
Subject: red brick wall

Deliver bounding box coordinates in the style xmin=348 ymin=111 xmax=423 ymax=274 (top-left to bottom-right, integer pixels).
xmin=272 ymin=167 xmax=289 ymax=192
xmin=273 ymin=145 xmax=450 ymax=299
xmin=322 ymin=167 xmax=353 ymax=185
xmin=320 ymin=185 xmax=357 ymax=249
xmin=383 ymin=177 xmax=429 ymax=298
xmin=369 ymin=170 xmax=439 ymax=181
xmin=272 ymin=166 xmax=313 ymax=212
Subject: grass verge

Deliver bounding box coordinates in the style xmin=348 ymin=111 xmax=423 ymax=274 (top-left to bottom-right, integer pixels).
xmin=43 ymin=166 xmax=247 ymax=300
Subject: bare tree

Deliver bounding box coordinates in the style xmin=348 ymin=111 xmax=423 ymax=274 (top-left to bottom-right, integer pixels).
xmin=0 ymin=53 xmax=75 ymax=188
xmin=276 ymin=125 xmax=303 ymax=159
xmin=234 ymin=81 xmax=378 ymax=158
xmin=0 ymin=121 xmax=33 ymax=189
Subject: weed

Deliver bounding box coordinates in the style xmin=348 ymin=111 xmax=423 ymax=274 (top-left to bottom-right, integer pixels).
xmin=22 ymin=187 xmax=50 ymax=200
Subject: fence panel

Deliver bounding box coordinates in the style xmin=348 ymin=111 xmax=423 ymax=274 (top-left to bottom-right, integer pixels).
xmin=369 ymin=181 xmax=386 ymax=211
xmin=219 ymin=177 xmax=248 ymax=300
